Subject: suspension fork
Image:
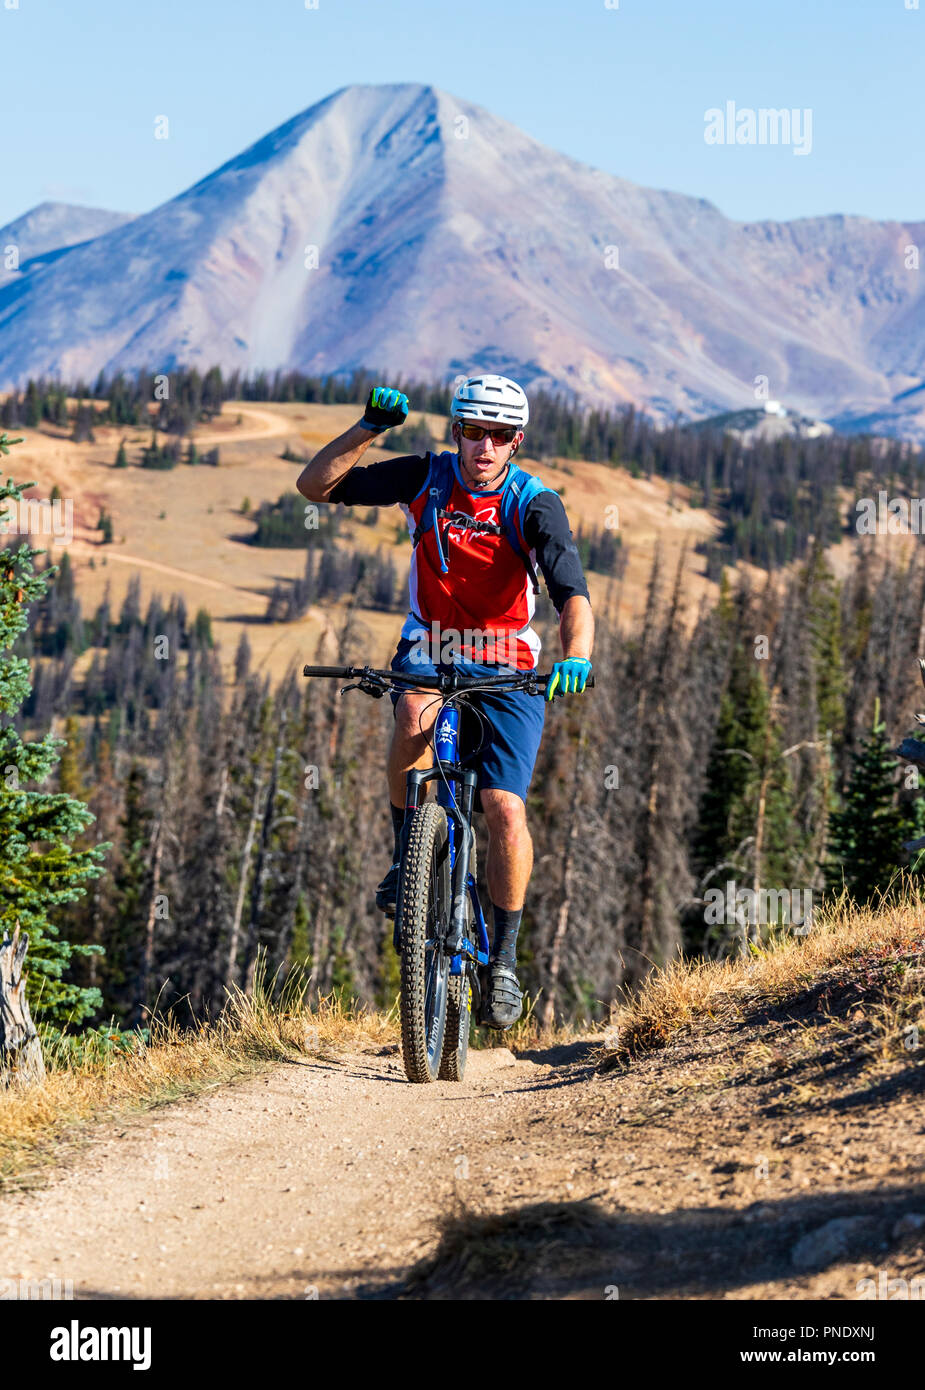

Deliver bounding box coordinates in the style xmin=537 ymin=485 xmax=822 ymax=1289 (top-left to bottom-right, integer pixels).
xmin=401 ymin=702 xmax=483 ymax=963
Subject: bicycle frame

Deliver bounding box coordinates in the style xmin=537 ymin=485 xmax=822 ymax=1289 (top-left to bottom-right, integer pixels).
xmin=302 ymin=660 xmax=594 ymax=980
xmin=401 ymin=700 xmax=491 ymax=976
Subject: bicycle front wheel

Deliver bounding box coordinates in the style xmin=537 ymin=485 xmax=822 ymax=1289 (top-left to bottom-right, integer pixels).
xmin=439 ymin=832 xmax=476 ymax=1082
xmin=398 ymin=802 xmax=452 ymax=1083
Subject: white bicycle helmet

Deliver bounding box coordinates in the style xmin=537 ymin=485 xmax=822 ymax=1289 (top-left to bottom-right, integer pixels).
xmin=450 ymin=374 xmax=529 ymax=429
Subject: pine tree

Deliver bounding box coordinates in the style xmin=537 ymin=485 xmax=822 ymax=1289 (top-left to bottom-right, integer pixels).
xmin=70 ymin=403 xmax=96 ymax=444
xmin=57 ymin=715 xmax=89 ymax=802
xmin=193 ymin=608 xmax=213 ymax=648
xmin=805 ymin=548 xmax=845 ymax=739
xmin=23 ymin=382 xmax=41 ymax=429
xmin=690 ymin=626 xmax=798 ymax=951
xmin=827 ymin=697 xmax=912 ymax=902
xmin=692 ymin=642 xmax=793 ymax=883
xmin=0 ymin=440 xmax=108 ymax=1024
xmin=105 ymin=763 xmax=151 ymax=1020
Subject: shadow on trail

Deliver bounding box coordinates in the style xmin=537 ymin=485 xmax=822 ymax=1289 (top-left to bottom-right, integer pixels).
xmin=512 ymin=1040 xmax=600 ymax=1068
xmin=344 ymin=1182 xmax=925 ymax=1300
xmin=72 ymin=1183 xmax=925 ymax=1302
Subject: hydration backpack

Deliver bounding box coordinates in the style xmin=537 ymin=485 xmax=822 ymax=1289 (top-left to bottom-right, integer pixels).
xmin=410 ymin=450 xmax=551 ymax=595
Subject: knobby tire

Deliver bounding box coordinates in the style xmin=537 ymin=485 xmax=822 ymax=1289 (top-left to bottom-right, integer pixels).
xmin=398 ymin=803 xmax=452 ymax=1083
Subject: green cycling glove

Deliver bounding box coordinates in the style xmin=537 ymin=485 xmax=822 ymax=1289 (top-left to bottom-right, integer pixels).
xmin=360 ymin=386 xmax=410 ymax=434
xmin=547 ymin=657 xmax=592 ymax=701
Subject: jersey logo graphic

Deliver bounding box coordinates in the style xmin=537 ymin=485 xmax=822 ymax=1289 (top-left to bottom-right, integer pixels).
xmin=444 ymin=502 xmax=499 ymax=545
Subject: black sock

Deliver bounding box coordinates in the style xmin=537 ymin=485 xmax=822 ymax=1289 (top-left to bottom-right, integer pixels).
xmin=490 ymin=904 xmax=523 ymax=968
xmin=390 ymin=802 xmax=405 ymax=862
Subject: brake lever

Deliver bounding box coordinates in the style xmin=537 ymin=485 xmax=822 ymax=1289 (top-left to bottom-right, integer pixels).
xmin=339 ymin=675 xmax=387 ymax=698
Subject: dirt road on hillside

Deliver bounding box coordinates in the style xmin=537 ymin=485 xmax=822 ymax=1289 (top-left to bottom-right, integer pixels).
xmin=63 ymin=544 xmax=269 ymax=604
xmin=191 ymin=406 xmax=292 ymax=448
xmin=1 ymin=1011 xmax=924 ymax=1300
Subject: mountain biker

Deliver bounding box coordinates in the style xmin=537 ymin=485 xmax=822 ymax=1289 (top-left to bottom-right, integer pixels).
xmin=297 ymin=375 xmax=594 ymax=1030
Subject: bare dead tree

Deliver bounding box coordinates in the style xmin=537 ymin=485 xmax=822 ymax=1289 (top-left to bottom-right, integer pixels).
xmin=0 ymin=924 xmax=45 ymax=1088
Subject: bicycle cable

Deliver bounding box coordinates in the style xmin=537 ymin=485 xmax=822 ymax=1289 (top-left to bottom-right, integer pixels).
xmin=413 ymin=671 xmax=523 ymax=822
xmin=413 ymin=691 xmax=470 ymax=820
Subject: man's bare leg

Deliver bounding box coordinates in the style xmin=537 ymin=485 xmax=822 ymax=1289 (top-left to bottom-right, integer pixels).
xmin=388 ymin=690 xmax=443 ymax=807
xmin=377 ymin=690 xmax=443 ymax=913
xmin=480 ymin=789 xmax=533 ymax=910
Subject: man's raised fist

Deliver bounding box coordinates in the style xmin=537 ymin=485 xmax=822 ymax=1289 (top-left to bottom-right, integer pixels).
xmin=360 ymin=387 xmax=410 ymax=434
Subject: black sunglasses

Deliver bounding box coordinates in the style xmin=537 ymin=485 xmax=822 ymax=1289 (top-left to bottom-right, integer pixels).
xmin=458 ymin=423 xmax=518 ymax=445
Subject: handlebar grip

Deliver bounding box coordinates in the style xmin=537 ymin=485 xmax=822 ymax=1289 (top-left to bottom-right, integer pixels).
xmin=547 ymin=673 xmax=595 ymax=689
xmin=532 ymin=672 xmax=595 ymax=696
xmin=302 ymin=665 xmax=354 ymax=677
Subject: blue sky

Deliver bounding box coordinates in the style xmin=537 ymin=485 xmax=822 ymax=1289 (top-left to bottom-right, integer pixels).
xmin=1 ymin=0 xmax=921 ymax=228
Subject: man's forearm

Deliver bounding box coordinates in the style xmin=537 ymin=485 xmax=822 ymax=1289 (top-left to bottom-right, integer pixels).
xmin=559 ymin=595 xmax=594 ymax=660
xmin=296 ymin=421 xmax=379 ymax=503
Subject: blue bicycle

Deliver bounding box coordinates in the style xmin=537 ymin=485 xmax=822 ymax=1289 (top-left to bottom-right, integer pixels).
xmin=303 ymin=662 xmax=593 ymax=1083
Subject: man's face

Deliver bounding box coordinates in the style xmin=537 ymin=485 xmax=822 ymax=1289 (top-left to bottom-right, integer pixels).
xmin=453 ymin=421 xmax=524 ymax=485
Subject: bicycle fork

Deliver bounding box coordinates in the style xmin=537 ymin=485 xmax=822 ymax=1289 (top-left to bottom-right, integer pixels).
xmin=401 ymin=703 xmax=490 ymax=975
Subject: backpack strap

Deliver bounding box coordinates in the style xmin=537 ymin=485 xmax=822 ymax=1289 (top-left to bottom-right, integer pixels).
xmin=411 ymin=452 xmax=552 ymax=595
xmin=410 ymin=451 xmax=456 ymax=574
xmin=501 ymin=466 xmax=548 ymax=596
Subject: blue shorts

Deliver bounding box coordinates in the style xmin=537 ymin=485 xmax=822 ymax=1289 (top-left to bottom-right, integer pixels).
xmin=389 ymin=636 xmax=546 ymax=807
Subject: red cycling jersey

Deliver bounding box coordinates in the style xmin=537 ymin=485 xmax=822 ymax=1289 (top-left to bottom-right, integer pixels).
xmin=327 ymin=450 xmax=591 ymax=670
xmin=399 ymin=454 xmax=540 ymax=670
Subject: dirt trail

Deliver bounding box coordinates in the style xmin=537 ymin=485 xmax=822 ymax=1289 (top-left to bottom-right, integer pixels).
xmin=1 ymin=1010 xmax=924 ymax=1300
xmin=190 ymin=406 xmax=292 ymax=448
xmin=63 ymin=543 xmax=268 ymax=604
xmin=0 ymin=1045 xmax=565 ymax=1299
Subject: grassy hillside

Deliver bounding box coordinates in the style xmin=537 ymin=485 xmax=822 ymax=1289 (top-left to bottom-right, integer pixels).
xmin=10 ymin=400 xmax=727 ymax=684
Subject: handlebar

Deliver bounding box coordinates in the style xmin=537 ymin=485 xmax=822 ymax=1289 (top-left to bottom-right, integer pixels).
xmin=302 ymin=663 xmax=594 ymax=698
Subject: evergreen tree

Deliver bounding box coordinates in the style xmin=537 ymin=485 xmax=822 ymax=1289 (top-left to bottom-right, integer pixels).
xmin=23 ymin=382 xmax=41 ymax=428
xmin=57 ymin=714 xmax=89 ymax=802
xmin=826 ymin=697 xmax=913 ymax=902
xmin=193 ymin=608 xmax=213 ymax=648
xmin=690 ymin=627 xmax=797 ymax=950
xmin=0 ymin=439 xmax=108 ymax=1024
xmin=105 ymin=762 xmax=151 ymax=1020
xmin=806 ymin=548 xmax=845 ymax=739
xmin=70 ymin=403 xmax=96 ymax=444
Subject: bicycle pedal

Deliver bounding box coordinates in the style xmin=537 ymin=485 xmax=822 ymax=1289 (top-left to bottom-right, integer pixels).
xmin=375 ymin=888 xmax=398 ymax=918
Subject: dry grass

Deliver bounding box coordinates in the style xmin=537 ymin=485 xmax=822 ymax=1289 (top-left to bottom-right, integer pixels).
xmin=0 ymin=956 xmax=398 ymax=1187
xmin=600 ymin=887 xmax=925 ymax=1068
